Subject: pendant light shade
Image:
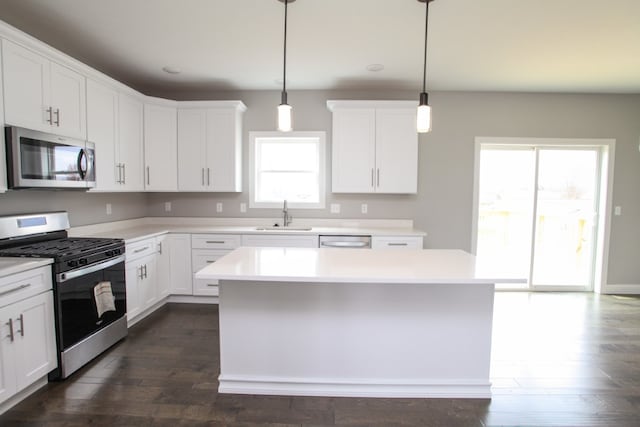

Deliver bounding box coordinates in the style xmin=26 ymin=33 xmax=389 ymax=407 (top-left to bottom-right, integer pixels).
xmin=277 ymin=0 xmax=295 ymax=132
xmin=417 ymin=0 xmax=434 ymax=133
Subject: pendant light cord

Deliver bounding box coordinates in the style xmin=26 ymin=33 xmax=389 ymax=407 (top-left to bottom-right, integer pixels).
xmin=422 ymin=0 xmax=430 ymax=93
xmin=282 ymin=0 xmax=288 ymax=100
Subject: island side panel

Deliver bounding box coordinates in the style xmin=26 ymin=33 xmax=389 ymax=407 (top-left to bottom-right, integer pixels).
xmin=218 ymin=280 xmax=494 ymax=398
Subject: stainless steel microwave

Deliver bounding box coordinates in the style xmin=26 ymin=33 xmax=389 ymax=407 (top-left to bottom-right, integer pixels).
xmin=5 ymin=126 xmax=96 ymax=189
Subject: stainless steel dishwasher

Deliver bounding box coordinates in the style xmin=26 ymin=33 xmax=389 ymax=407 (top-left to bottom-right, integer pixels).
xmin=318 ymin=235 xmax=371 ymax=249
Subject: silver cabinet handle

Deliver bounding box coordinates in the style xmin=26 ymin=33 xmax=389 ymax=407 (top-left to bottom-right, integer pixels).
xmin=371 ymin=168 xmax=374 ymax=187
xmin=0 ymin=283 xmax=31 ymax=296
xmin=45 ymin=106 xmax=53 ymax=124
xmin=133 ymin=246 xmax=149 ymax=253
xmin=17 ymin=314 xmax=24 ymax=337
xmin=146 ymin=166 xmax=150 ymax=185
xmin=6 ymin=319 xmax=14 ymax=342
xmin=207 ymin=168 xmax=211 ymax=186
xmin=206 ymin=283 xmax=217 ymax=287
xmin=143 ymin=264 xmax=148 ymax=279
xmin=206 ymin=260 xmax=215 ymax=264
xmin=116 ymin=164 xmax=123 ymax=184
xmin=122 ymin=163 xmax=126 ymax=184
xmin=158 ymin=242 xmax=163 ymax=254
xmin=138 ymin=266 xmax=144 ymax=280
xmin=377 ymin=168 xmax=380 ymax=187
xmin=54 ymin=108 xmax=60 ymax=126
xmin=388 ymin=242 xmax=408 ymax=246
xmin=205 ymin=241 xmax=225 ymax=244
xmin=202 ymin=168 xmax=205 ymax=186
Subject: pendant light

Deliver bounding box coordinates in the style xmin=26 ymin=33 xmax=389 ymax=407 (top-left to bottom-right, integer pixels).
xmin=417 ymin=0 xmax=434 ymax=133
xmin=277 ymin=0 xmax=295 ymax=132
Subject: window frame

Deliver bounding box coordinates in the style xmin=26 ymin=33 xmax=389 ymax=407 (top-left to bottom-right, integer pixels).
xmin=249 ymin=131 xmax=326 ymax=209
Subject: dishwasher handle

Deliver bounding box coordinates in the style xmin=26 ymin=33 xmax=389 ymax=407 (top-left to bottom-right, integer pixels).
xmin=320 ymin=241 xmax=370 ymax=248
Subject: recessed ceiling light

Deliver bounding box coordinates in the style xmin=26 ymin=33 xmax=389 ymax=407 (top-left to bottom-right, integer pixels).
xmin=366 ymin=64 xmax=384 ymax=72
xmin=162 ymin=66 xmax=181 ymax=74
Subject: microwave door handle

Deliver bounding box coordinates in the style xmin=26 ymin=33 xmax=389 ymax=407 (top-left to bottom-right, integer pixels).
xmin=77 ymin=149 xmax=86 ymax=180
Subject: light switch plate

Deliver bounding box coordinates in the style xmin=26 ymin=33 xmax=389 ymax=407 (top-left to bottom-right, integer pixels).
xmin=164 ymin=202 xmax=172 ymax=212
xmin=106 ymin=203 xmax=112 ymax=215
xmin=240 ymin=203 xmax=247 ymax=213
xmin=361 ymin=203 xmax=368 ymax=214
xmin=216 ymin=202 xmax=223 ymax=213
xmin=330 ymin=203 xmax=340 ymax=214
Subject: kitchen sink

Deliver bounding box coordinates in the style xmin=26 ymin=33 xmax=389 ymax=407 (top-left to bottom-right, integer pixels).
xmin=255 ymin=227 xmax=313 ymax=231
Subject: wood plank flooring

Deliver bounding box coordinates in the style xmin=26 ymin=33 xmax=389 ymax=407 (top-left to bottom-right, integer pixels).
xmin=1 ymin=292 xmax=639 ymax=426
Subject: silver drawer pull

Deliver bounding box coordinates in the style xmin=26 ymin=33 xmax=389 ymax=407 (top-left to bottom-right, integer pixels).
xmin=206 ymin=284 xmax=217 ymax=287
xmin=17 ymin=314 xmax=24 ymax=337
xmin=6 ymin=319 xmax=14 ymax=342
xmin=0 ymin=283 xmax=31 ymax=297
xmin=205 ymin=241 xmax=225 ymax=244
xmin=133 ymin=246 xmax=149 ymax=253
xmin=206 ymin=260 xmax=216 ymax=264
xmin=388 ymin=243 xmax=408 ymax=246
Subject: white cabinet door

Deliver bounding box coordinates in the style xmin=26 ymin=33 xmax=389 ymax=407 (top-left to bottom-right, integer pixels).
xmin=87 ymin=79 xmax=119 ymax=191
xmin=0 ymin=310 xmax=17 ymax=405
xmin=118 ymin=93 xmax=144 ymax=191
xmin=371 ymin=236 xmax=423 ymax=249
xmin=177 ymin=109 xmax=207 ymax=191
xmin=0 ymin=52 xmax=6 ymax=193
xmin=13 ymin=291 xmax=57 ymax=390
xmin=49 ymin=62 xmax=86 ymax=139
xmin=155 ymin=235 xmax=171 ymax=300
xmin=144 ymin=104 xmax=178 ymax=191
xmin=125 ymin=259 xmax=143 ymax=322
xmin=138 ymin=255 xmax=157 ymax=309
xmin=331 ymin=108 xmax=376 ymax=193
xmin=206 ymin=109 xmax=241 ymax=192
xmin=375 ymin=108 xmax=418 ymax=194
xmin=1 ymin=39 xmax=51 ymax=133
xmin=168 ymin=234 xmax=193 ymax=295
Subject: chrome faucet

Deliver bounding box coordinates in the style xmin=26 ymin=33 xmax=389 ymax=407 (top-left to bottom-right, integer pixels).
xmin=282 ymin=200 xmax=293 ymax=227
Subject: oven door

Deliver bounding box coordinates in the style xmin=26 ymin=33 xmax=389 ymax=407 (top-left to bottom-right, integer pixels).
xmin=55 ymin=256 xmax=126 ymax=350
xmin=5 ymin=126 xmax=96 ymax=189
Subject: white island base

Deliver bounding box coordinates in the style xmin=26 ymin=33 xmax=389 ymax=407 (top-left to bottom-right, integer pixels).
xmin=199 ymin=248 xmax=508 ymax=399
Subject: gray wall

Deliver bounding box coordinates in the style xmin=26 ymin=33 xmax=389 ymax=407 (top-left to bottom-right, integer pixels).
xmin=2 ymin=89 xmax=639 ymax=285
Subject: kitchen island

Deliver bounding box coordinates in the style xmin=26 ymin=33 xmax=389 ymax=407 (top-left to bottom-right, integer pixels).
xmin=196 ymin=247 xmax=518 ymax=399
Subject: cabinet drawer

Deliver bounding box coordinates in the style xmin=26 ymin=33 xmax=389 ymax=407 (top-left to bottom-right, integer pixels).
xmin=241 ymin=234 xmax=319 ymax=248
xmin=192 ymin=249 xmax=230 ymax=273
xmin=371 ymin=236 xmax=423 ymax=249
xmin=193 ymin=278 xmax=219 ymax=297
xmin=192 ymin=234 xmax=241 ymax=250
xmin=0 ymin=266 xmax=52 ymax=308
xmin=126 ymin=238 xmax=157 ymax=262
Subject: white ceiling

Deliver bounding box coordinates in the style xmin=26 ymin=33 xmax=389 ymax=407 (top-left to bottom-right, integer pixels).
xmin=0 ymin=0 xmax=639 ymax=96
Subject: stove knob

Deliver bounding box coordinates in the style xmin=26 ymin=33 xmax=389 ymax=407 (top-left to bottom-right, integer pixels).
xmin=68 ymin=260 xmax=78 ymax=268
xmin=79 ymin=258 xmax=88 ymax=265
xmin=106 ymin=250 xmax=113 ymax=257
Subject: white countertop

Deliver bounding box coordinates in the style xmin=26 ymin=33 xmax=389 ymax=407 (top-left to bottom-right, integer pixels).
xmin=195 ymin=247 xmax=523 ymax=285
xmin=69 ymin=217 xmax=426 ymax=243
xmin=0 ymin=257 xmax=53 ymax=278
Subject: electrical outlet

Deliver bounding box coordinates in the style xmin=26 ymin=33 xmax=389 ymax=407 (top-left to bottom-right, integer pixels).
xmin=361 ymin=203 xmax=368 ymax=214
xmin=164 ymin=202 xmax=172 ymax=212
xmin=106 ymin=203 xmax=112 ymax=215
xmin=240 ymin=203 xmax=247 ymax=213
xmin=216 ymin=202 xmax=223 ymax=213
xmin=614 ymin=206 xmax=622 ymax=216
xmin=330 ymin=203 xmax=340 ymax=214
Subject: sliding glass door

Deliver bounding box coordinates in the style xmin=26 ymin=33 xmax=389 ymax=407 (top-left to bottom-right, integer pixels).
xmin=475 ymin=143 xmax=602 ymax=291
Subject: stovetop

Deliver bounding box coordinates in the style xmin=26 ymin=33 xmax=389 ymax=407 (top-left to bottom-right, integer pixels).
xmin=0 ymin=236 xmax=125 ymax=273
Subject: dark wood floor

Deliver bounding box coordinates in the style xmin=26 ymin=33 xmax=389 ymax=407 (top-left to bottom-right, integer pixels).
xmin=1 ymin=292 xmax=639 ymax=426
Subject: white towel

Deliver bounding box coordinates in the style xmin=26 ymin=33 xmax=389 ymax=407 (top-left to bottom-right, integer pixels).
xmin=94 ymin=281 xmax=116 ymax=318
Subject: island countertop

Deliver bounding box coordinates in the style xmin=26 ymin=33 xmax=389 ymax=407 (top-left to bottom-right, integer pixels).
xmin=195 ymin=247 xmax=522 ymax=285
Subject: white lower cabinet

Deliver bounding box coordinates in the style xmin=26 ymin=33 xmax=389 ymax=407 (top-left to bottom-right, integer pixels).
xmin=190 ymin=234 xmax=240 ymax=297
xmin=0 ymin=266 xmax=56 ymax=407
xmin=124 ymin=237 xmax=159 ymax=325
xmin=371 ymin=236 xmax=424 ymax=249
xmin=165 ymin=234 xmax=193 ymax=296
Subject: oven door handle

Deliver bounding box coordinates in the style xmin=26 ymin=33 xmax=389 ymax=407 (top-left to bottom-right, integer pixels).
xmin=56 ymin=255 xmax=125 ymax=283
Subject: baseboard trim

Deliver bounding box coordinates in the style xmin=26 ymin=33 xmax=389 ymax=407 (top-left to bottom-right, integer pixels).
xmin=167 ymin=295 xmax=218 ymax=304
xmin=0 ymin=377 xmax=48 ymax=415
xmin=218 ymin=375 xmax=491 ymax=399
xmin=601 ymin=284 xmax=640 ymax=295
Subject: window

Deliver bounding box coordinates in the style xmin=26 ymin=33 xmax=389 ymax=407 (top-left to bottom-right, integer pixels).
xmin=250 ymin=131 xmax=326 ymax=209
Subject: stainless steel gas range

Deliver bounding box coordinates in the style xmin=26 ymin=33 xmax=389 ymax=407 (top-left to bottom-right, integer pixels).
xmin=0 ymin=212 xmax=127 ymax=379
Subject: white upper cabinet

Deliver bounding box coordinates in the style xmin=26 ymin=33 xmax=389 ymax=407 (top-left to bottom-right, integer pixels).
xmin=1 ymin=39 xmax=86 ymax=139
xmin=144 ymin=101 xmax=178 ymax=191
xmin=177 ymin=101 xmax=245 ymax=192
xmin=117 ymin=93 xmax=144 ymax=191
xmin=328 ymin=100 xmax=418 ymax=194
xmin=87 ymin=78 xmax=119 ymax=191
xmin=0 ymin=51 xmax=6 ymax=193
